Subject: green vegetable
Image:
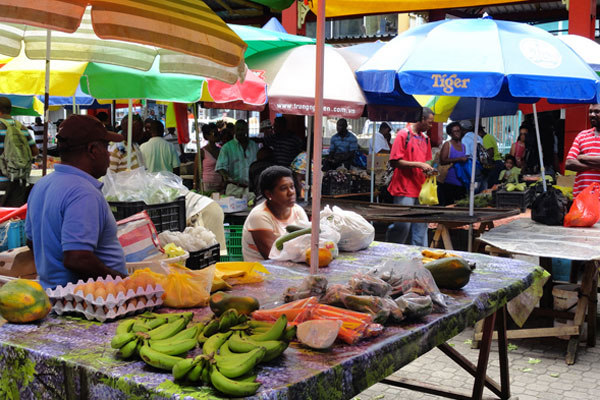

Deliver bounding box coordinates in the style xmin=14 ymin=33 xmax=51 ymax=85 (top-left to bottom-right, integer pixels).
xmin=275 ymin=227 xmax=312 ymax=251
xmin=285 ymin=224 xmax=305 ymax=233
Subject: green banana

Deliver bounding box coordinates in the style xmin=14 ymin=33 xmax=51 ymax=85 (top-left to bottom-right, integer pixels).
xmin=261 ymin=341 xmax=288 ymax=362
xmin=117 ymin=337 xmax=140 ymax=358
xmin=202 ymin=331 xmax=233 ymax=356
xmin=282 ymin=325 xmax=297 ymax=342
xmin=153 ymin=324 xmax=199 ymax=343
xmin=132 ymin=321 xmax=150 ymax=333
xmin=214 ymin=347 xmax=265 ymax=379
xmin=248 ymin=315 xmax=287 ymax=342
xmin=236 ymin=314 xmax=248 ymax=325
xmin=237 ymin=371 xmax=258 ymax=382
xmin=219 ymin=309 xmax=239 ymax=332
xmin=146 ymin=317 xmax=188 ymax=341
xmin=139 ymin=344 xmax=184 ymax=371
xmin=197 ymin=333 xmax=208 ymax=345
xmin=143 ymin=316 xmax=167 ymax=329
xmin=201 ymin=362 xmax=210 ymax=384
xmin=172 ymin=358 xmax=196 ymax=381
xmin=149 ymin=338 xmax=197 ymax=356
xmin=110 ymin=332 xmax=137 ymax=349
xmin=219 ymin=341 xmax=234 ymax=357
xmin=248 ymin=320 xmax=274 ymax=329
xmin=228 ymin=332 xmax=256 ymax=353
xmin=202 ymin=319 xmax=220 ymax=338
xmin=229 ymin=323 xmax=250 ymax=331
xmin=186 ymin=357 xmax=206 ymax=383
xmin=115 ymin=319 xmax=135 ymax=335
xmin=210 ymin=365 xmax=261 ymax=397
xmin=228 ymin=334 xmax=287 ymax=362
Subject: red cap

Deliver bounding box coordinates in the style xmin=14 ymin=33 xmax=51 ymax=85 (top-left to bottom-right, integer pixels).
xmin=56 ymin=115 xmax=123 ymax=149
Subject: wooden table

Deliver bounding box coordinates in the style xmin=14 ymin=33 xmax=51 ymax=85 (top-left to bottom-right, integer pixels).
xmin=310 ymin=198 xmax=521 ymax=250
xmin=0 ymin=242 xmax=543 ymax=399
xmin=479 ymin=219 xmax=599 ymax=364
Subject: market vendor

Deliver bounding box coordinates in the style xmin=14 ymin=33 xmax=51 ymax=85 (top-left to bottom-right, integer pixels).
xmin=26 ymin=115 xmax=128 ymax=290
xmin=325 ymin=118 xmax=358 ymax=169
xmin=565 ymin=103 xmax=600 ymax=197
xmin=242 ymin=166 xmax=308 ymax=261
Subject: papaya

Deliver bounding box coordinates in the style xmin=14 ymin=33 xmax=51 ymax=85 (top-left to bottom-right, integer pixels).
xmin=424 ymin=257 xmax=475 ymax=290
xmin=304 ymin=248 xmax=333 ymax=267
xmin=0 ymin=279 xmax=52 ymax=323
xmin=209 ymin=292 xmax=259 ymax=317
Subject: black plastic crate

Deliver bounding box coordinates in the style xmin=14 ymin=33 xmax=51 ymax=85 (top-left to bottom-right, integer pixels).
xmin=186 ymin=243 xmax=220 ymax=270
xmin=322 ymin=174 xmax=351 ymax=196
xmin=350 ymin=176 xmax=371 ymax=193
xmin=109 ymin=196 xmax=186 ymax=233
xmin=494 ymin=187 xmax=534 ymax=212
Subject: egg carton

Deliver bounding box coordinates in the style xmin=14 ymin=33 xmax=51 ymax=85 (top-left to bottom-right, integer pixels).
xmin=52 ymin=296 xmax=163 ymax=322
xmin=46 ymin=275 xmax=164 ymax=309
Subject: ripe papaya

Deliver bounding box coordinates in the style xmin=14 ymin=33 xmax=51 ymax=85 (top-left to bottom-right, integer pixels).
xmin=0 ymin=279 xmax=52 ymax=323
xmin=424 ymin=257 xmax=475 ymax=290
xmin=304 ymin=248 xmax=333 ymax=267
xmin=209 ymin=292 xmax=259 ymax=317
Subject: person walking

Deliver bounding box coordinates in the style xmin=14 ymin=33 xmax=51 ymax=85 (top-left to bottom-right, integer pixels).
xmin=140 ymin=120 xmax=180 ymax=174
xmin=216 ymin=120 xmax=259 ymax=190
xmin=565 ymin=103 xmax=600 ymax=197
xmin=385 ymin=107 xmax=435 ymax=246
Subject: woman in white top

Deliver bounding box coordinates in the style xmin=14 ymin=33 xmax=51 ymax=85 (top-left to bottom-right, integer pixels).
xmin=242 ymin=166 xmax=308 ymax=261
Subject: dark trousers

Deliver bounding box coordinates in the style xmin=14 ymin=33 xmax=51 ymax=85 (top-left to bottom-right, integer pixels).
xmin=0 ymin=180 xmax=30 ymax=207
xmin=437 ymin=182 xmax=467 ymax=206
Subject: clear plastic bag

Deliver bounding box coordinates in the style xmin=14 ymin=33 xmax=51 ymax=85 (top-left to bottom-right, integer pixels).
xmin=347 ymin=273 xmax=391 ymax=297
xmin=320 ymin=205 xmax=374 ymax=251
xmin=395 ymin=293 xmax=433 ymax=320
xmin=283 ymin=275 xmax=329 ymax=303
xmin=102 ymin=169 xmax=188 ymax=205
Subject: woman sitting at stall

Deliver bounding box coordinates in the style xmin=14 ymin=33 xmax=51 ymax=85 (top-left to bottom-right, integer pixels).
xmin=510 ymin=125 xmax=527 ymax=168
xmin=437 ymin=121 xmax=469 ymax=205
xmin=242 ymin=166 xmax=308 ymax=261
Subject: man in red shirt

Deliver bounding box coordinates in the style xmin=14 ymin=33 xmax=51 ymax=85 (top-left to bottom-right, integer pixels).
xmin=565 ymin=104 xmax=600 ymax=197
xmin=385 ymin=107 xmax=435 ymax=246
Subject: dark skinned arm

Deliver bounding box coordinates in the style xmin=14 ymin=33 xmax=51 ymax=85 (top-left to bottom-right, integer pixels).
xmin=390 ymin=159 xmax=434 ymax=173
xmin=577 ymin=154 xmax=600 ymax=169
xmin=30 ymin=144 xmax=39 ymax=157
xmin=566 ymin=158 xmax=598 ymax=172
xmin=63 ymin=250 xmax=127 ymax=281
xmin=250 ymin=230 xmax=278 ymax=260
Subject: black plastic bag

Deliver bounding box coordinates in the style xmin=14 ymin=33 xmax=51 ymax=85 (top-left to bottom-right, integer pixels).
xmin=531 ymin=187 xmax=569 ymax=226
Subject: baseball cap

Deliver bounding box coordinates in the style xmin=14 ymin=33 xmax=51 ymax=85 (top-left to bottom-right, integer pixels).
xmin=459 ymin=120 xmax=474 ymax=131
xmin=259 ymin=120 xmax=272 ymax=131
xmin=57 ymin=115 xmax=123 ymax=149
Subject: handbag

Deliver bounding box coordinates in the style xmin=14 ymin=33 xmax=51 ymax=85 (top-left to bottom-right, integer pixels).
xmin=436 ymin=163 xmax=452 ymax=184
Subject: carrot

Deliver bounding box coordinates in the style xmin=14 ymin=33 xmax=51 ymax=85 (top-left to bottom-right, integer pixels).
xmin=316 ymin=304 xmax=373 ymax=323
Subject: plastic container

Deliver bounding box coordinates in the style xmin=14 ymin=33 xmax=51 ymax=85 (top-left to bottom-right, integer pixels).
xmin=109 ymin=196 xmax=186 ymax=233
xmin=221 ymin=225 xmax=243 ymax=262
xmin=553 ymin=284 xmax=582 ymax=340
xmin=186 ymin=243 xmax=220 ymax=270
xmin=0 ymin=220 xmax=27 ymax=252
xmin=494 ymin=187 xmax=533 ymax=212
xmin=322 ymin=174 xmax=351 ymax=196
xmin=551 ymin=258 xmax=572 ymax=282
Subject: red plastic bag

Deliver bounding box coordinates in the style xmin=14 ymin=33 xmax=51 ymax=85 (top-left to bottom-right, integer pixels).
xmin=564 ymin=182 xmax=600 ymax=227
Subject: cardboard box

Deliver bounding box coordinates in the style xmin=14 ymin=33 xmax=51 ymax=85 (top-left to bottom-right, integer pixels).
xmin=217 ymin=196 xmax=248 ymax=213
xmin=0 ymin=246 xmax=37 ymax=278
xmin=556 ymin=174 xmax=575 ymax=188
xmin=367 ymin=153 xmax=390 ymax=170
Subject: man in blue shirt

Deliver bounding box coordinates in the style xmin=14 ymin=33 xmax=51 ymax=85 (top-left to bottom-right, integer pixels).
xmin=327 ymin=118 xmax=358 ymax=168
xmin=26 ymin=115 xmax=128 ymax=289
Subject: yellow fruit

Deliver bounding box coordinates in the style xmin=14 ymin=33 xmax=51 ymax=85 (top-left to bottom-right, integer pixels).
xmin=0 ymin=279 xmax=52 ymax=323
xmin=305 ymin=248 xmax=333 ymax=267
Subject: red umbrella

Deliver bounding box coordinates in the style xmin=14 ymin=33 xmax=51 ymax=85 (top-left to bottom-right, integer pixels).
xmin=202 ymin=69 xmax=267 ymax=111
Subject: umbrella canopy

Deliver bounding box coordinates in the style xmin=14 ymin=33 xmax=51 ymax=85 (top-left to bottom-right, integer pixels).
xmin=357 ymin=18 xmax=600 ymax=103
xmin=558 ymin=34 xmax=600 ymax=72
xmin=0 ymin=1 xmax=247 ymax=81
xmin=3 ymin=94 xmax=43 ymax=116
xmin=416 ymin=95 xmax=519 ymax=122
xmin=201 ymin=69 xmax=268 ymax=111
xmin=248 ymin=45 xmax=366 ymax=118
xmin=262 ymin=17 xmax=287 ymax=34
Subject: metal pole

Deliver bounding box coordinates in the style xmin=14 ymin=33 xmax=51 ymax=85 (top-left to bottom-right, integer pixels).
xmin=468 ymin=98 xmax=481 ymax=252
xmin=532 ymin=104 xmax=547 ymax=192
xmin=127 ymin=99 xmax=133 ymax=169
xmin=193 ymin=103 xmax=202 ymax=192
xmin=370 ymin=120 xmax=376 ymax=202
xmin=310 ymin=0 xmax=326 ymax=275
xmin=304 ymin=116 xmax=312 ymax=203
xmin=42 ymin=29 xmax=51 ymax=176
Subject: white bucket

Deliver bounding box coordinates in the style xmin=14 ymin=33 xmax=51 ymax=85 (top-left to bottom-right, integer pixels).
xmin=552 ymin=284 xmax=584 ymax=340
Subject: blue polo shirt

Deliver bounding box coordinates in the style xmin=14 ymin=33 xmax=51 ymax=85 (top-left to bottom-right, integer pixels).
xmin=26 ymin=164 xmax=127 ymax=289
xmin=329 ymin=131 xmax=358 ymax=155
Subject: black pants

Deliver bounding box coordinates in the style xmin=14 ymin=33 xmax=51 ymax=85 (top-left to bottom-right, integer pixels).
xmin=437 ymin=182 xmax=466 ymax=206
xmin=0 ymin=180 xmax=30 ymax=207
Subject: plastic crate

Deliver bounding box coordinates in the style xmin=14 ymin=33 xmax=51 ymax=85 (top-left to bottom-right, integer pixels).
xmin=186 ymin=243 xmax=220 ymax=270
xmin=109 ymin=196 xmax=186 ymax=233
xmin=322 ymin=174 xmax=351 ymax=196
xmin=494 ymin=187 xmax=534 ymax=212
xmin=221 ymin=225 xmax=243 ymax=262
xmin=350 ymin=176 xmax=371 ymax=193
xmin=0 ymin=220 xmax=26 ymax=252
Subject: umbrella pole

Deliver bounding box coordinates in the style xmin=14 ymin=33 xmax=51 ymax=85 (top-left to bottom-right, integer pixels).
xmin=468 ymin=98 xmax=482 ymax=252
xmin=532 ymin=104 xmax=547 ymax=192
xmin=112 ymin=100 xmax=116 ymax=129
xmin=127 ymin=99 xmax=133 ymax=170
xmin=370 ymin=121 xmax=376 ymax=203
xmin=42 ymin=29 xmax=52 ymax=177
xmin=193 ymin=103 xmax=202 ymax=192
xmin=310 ymin=0 xmax=326 ymax=275
xmin=304 ymin=116 xmax=312 ymax=203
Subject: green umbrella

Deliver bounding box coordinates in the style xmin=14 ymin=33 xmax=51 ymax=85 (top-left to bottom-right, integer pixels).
xmin=229 ymin=24 xmax=315 ymax=58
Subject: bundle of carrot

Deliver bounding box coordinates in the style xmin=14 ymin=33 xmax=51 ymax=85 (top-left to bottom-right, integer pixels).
xmin=252 ymin=297 xmax=383 ymax=344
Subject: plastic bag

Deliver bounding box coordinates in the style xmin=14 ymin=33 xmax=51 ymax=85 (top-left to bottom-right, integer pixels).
xmin=347 ymin=273 xmax=391 ymax=297
xmin=283 ymin=275 xmax=329 ymax=303
xmin=269 ymin=224 xmax=340 ymax=263
xmin=116 ymin=211 xmax=162 ymax=262
xmin=395 ymin=293 xmax=433 ymax=320
xmin=564 ymin=182 xmax=600 ymax=227
xmin=531 ymin=187 xmax=569 ymax=226
xmin=160 ymin=264 xmax=215 ymax=308
xmin=342 ymin=294 xmax=404 ymax=324
xmin=103 ymin=169 xmax=188 ymax=205
xmin=214 ymin=261 xmax=270 ymax=285
xmin=366 ymin=259 xmax=446 ymax=311
xmin=418 ymin=175 xmax=439 ymax=205
xmin=158 ymin=226 xmax=217 ymax=252
xmin=320 ymin=205 xmax=374 ymax=251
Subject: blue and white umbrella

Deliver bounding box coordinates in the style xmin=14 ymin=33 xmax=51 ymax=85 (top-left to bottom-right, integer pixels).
xmin=357 ymin=17 xmax=600 ymax=231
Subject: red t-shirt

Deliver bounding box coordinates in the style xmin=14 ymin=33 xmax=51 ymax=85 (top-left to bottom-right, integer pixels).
xmin=388 ymin=125 xmax=432 ymax=198
xmin=567 ymin=128 xmax=600 ymax=197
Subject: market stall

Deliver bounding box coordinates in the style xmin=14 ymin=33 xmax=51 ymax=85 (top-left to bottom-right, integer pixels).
xmin=0 ymin=243 xmax=544 ymax=399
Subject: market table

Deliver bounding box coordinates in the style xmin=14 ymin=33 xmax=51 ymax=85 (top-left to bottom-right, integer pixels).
xmin=309 ymin=198 xmax=521 ymax=250
xmin=479 ymin=218 xmax=599 ymax=364
xmin=0 ymin=242 xmax=544 ymax=399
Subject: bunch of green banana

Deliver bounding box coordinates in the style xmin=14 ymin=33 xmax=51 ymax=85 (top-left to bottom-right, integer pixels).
xmin=505 ymin=182 xmax=526 ymax=192
xmin=196 ymin=308 xmax=248 ymax=343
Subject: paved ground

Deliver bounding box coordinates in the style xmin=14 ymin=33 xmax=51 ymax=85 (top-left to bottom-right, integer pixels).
xmin=355 ymin=322 xmax=600 ymax=400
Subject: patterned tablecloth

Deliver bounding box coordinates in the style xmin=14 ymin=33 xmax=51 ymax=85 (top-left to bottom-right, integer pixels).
xmin=0 ymin=242 xmax=545 ymax=400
